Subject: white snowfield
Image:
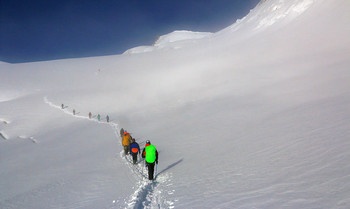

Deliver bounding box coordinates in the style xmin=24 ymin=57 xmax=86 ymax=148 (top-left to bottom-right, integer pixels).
xmin=1 ymin=0 xmax=350 ymax=208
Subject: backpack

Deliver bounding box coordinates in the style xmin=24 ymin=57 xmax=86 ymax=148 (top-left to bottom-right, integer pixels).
xmin=130 ymin=142 xmax=139 ymax=154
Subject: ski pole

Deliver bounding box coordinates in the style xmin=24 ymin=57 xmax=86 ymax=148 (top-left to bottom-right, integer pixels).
xmin=155 ymin=163 xmax=157 ymax=179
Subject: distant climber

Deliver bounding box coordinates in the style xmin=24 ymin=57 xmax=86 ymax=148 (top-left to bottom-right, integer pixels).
xmin=61 ymin=104 xmax=64 ymax=109
xmin=106 ymin=115 xmax=110 ymax=123
xmin=130 ymin=138 xmax=140 ymax=164
xmin=142 ymin=140 xmax=158 ymax=180
xmin=73 ymin=109 xmax=76 ymax=115
xmin=97 ymin=114 xmax=101 ymax=121
xmin=120 ymin=128 xmax=124 ymax=137
xmin=89 ymin=112 xmax=92 ymax=119
xmin=122 ymin=131 xmax=132 ymax=155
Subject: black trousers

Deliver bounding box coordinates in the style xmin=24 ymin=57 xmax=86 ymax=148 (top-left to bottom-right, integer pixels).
xmin=147 ymin=162 xmax=155 ymax=180
xmin=132 ymin=153 xmax=138 ymax=164
xmin=124 ymin=145 xmax=129 ymax=155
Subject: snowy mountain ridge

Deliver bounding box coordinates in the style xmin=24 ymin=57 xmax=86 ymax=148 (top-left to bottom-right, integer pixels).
xmin=125 ymin=0 xmax=317 ymax=55
xmin=124 ymin=30 xmax=212 ymax=54
xmin=153 ymin=30 xmax=213 ymax=46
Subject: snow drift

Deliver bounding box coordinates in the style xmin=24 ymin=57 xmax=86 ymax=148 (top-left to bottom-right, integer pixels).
xmin=124 ymin=30 xmax=212 ymax=54
xmin=1 ymin=0 xmax=350 ymax=208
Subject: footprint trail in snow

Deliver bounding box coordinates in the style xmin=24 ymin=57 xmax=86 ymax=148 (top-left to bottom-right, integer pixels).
xmin=43 ymin=96 xmax=174 ymax=208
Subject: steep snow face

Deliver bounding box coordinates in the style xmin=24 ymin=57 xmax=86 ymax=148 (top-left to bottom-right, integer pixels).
xmin=219 ymin=0 xmax=316 ymax=33
xmin=1 ymin=0 xmax=350 ymax=208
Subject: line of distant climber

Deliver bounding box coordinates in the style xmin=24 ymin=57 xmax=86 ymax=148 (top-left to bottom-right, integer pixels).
xmin=61 ymin=103 xmax=110 ymax=122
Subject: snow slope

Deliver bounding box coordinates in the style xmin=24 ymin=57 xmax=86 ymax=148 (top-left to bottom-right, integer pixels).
xmin=1 ymin=0 xmax=350 ymax=208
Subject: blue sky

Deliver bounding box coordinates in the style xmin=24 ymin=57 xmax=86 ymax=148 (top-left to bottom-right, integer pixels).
xmin=0 ymin=0 xmax=259 ymax=63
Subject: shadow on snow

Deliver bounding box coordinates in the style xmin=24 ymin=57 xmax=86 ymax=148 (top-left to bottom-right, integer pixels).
xmin=157 ymin=158 xmax=183 ymax=176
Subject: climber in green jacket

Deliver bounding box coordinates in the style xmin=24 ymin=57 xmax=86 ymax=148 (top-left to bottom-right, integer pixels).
xmin=142 ymin=140 xmax=158 ymax=180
